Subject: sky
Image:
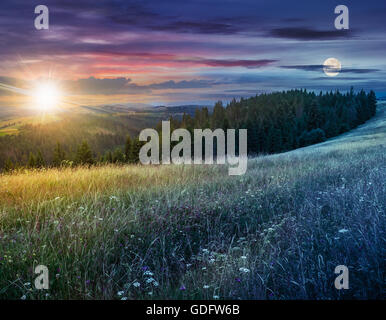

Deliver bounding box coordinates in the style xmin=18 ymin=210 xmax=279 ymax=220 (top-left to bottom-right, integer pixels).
xmin=0 ymin=0 xmax=385 ymax=107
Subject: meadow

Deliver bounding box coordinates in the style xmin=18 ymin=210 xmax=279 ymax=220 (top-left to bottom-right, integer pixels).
xmin=0 ymin=103 xmax=384 ymax=300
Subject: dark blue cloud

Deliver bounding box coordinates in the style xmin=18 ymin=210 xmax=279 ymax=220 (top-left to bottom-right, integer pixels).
xmin=269 ymin=28 xmax=353 ymax=40
xmin=281 ymin=65 xmax=380 ymax=74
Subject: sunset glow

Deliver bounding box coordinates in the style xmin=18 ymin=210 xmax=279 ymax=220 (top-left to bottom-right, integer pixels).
xmin=33 ymin=82 xmax=61 ymax=111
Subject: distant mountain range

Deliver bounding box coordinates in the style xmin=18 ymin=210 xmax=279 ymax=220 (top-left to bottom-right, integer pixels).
xmin=80 ymin=103 xmax=213 ymax=116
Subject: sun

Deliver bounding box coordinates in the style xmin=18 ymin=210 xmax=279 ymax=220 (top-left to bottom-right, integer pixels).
xmin=33 ymin=82 xmax=62 ymax=110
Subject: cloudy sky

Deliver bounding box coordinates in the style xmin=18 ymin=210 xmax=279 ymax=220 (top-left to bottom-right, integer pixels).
xmin=0 ymin=0 xmax=385 ymax=107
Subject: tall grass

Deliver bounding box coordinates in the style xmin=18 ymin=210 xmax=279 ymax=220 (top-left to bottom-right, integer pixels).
xmin=0 ymin=104 xmax=385 ymax=300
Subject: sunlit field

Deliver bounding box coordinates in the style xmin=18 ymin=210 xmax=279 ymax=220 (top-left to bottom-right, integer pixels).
xmin=0 ymin=103 xmax=384 ymax=300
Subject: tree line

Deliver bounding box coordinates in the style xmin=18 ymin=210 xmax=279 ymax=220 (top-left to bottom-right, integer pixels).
xmin=154 ymin=88 xmax=376 ymax=156
xmin=1 ymin=88 xmax=377 ymax=171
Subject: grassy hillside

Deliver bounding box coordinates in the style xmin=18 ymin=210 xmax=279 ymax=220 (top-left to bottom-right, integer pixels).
xmin=0 ymin=103 xmax=384 ymax=299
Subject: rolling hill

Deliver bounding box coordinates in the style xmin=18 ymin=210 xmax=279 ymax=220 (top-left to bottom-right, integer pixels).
xmin=0 ymin=102 xmax=384 ymax=299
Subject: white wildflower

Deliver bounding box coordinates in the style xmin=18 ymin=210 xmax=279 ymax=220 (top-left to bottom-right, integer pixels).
xmin=146 ymin=277 xmax=155 ymax=284
xmin=133 ymin=282 xmax=140 ymax=288
xmin=338 ymin=229 xmax=349 ymax=233
xmin=117 ymin=291 xmax=125 ymax=296
xmin=239 ymin=267 xmax=250 ymax=273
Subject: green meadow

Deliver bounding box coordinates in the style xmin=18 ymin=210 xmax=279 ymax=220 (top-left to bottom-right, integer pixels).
xmin=0 ymin=103 xmax=384 ymax=300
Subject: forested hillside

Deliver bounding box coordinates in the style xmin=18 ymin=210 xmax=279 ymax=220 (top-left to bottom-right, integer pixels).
xmin=162 ymin=88 xmax=377 ymax=155
xmin=0 ymin=89 xmax=377 ymax=171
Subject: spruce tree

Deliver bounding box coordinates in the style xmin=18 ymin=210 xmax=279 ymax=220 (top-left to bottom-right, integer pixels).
xmin=53 ymin=142 xmax=66 ymax=167
xmin=76 ymin=141 xmax=94 ymax=165
xmin=28 ymin=152 xmax=36 ymax=168
xmin=35 ymin=150 xmax=45 ymax=168
xmin=124 ymin=136 xmax=132 ymax=162
xmin=4 ymin=158 xmax=14 ymax=172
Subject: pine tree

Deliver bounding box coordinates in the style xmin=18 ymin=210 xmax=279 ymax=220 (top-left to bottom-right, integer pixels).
xmin=104 ymin=151 xmax=113 ymax=163
xmin=124 ymin=136 xmax=132 ymax=162
xmin=368 ymin=90 xmax=377 ymax=116
xmin=35 ymin=150 xmax=45 ymax=168
xmin=130 ymin=137 xmax=142 ymax=163
xmin=76 ymin=141 xmax=94 ymax=165
xmin=112 ymin=148 xmax=125 ymax=163
xmin=211 ymin=101 xmax=225 ymax=129
xmin=53 ymin=142 xmax=66 ymax=167
xmin=4 ymin=158 xmax=14 ymax=172
xmin=28 ymin=152 xmax=36 ymax=168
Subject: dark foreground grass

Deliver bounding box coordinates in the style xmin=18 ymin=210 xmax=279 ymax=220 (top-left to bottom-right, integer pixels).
xmin=0 ymin=104 xmax=385 ymax=300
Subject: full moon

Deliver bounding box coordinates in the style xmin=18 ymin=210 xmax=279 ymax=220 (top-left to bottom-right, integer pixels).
xmin=323 ymin=58 xmax=341 ymax=77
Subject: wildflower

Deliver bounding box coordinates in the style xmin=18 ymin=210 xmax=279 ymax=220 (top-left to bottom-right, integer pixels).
xmin=146 ymin=277 xmax=155 ymax=284
xmin=235 ymin=278 xmax=241 ymax=282
xmin=202 ymin=267 xmax=207 ymax=270
xmin=133 ymin=282 xmax=141 ymax=288
xmin=213 ymin=295 xmax=219 ymax=299
xmin=203 ymin=285 xmax=210 ymax=289
xmin=239 ymin=267 xmax=250 ymax=273
xmin=202 ymin=249 xmax=209 ymax=253
xmin=20 ymin=295 xmax=26 ymax=300
xmin=153 ymin=281 xmax=159 ymax=287
xmin=240 ymin=256 xmax=247 ymax=260
xmin=148 ymin=291 xmax=153 ymax=296
xmin=121 ymin=297 xmax=128 ymax=300
xmin=179 ymin=285 xmax=186 ymax=291
xmin=143 ymin=270 xmax=154 ymax=276
xmin=24 ymin=282 xmax=31 ymax=286
xmin=45 ymin=293 xmax=50 ymax=297
xmin=117 ymin=291 xmax=125 ymax=296
xmin=338 ymin=229 xmax=349 ymax=233
xmin=209 ymin=258 xmax=215 ymax=264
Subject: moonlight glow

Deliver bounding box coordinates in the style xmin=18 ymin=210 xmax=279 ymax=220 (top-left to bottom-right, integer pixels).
xmin=33 ymin=82 xmax=61 ymax=110
xmin=323 ymin=58 xmax=341 ymax=77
